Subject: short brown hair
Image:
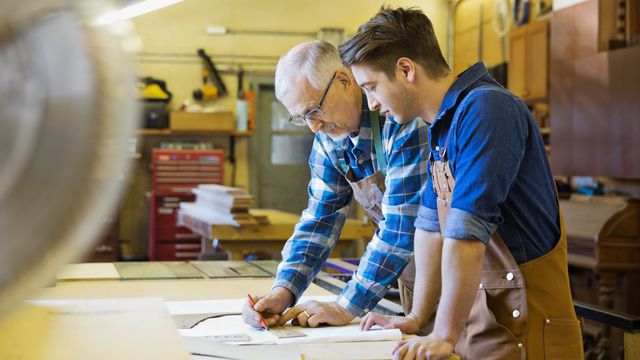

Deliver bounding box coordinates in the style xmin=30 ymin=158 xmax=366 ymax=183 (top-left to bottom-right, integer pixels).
xmin=339 ymin=6 xmax=449 ymax=79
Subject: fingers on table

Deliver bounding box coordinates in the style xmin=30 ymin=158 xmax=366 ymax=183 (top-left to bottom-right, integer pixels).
xmin=306 ymin=311 xmax=324 ymax=328
xmin=360 ymin=312 xmax=381 ymax=331
xmin=278 ymin=305 xmax=304 ymax=325
xmin=393 ymin=341 xmax=409 ymax=360
xmin=281 ymin=307 xmax=316 ymax=327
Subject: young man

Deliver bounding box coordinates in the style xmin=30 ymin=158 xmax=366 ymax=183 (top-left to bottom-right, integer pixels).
xmin=340 ymin=7 xmax=583 ymax=360
xmin=242 ymin=40 xmax=429 ymax=329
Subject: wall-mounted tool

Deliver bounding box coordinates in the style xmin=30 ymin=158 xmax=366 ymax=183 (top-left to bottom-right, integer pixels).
xmin=193 ymin=48 xmax=228 ymax=101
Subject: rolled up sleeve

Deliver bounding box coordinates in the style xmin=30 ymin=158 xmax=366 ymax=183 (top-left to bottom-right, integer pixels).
xmin=414 ymin=175 xmax=440 ymax=232
xmin=443 ymin=208 xmax=497 ymax=244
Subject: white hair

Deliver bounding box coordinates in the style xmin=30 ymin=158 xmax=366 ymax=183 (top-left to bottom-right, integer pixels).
xmin=275 ymin=40 xmax=345 ymax=106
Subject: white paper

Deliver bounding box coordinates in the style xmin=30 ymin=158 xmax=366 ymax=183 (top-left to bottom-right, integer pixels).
xmin=181 ymin=315 xmax=401 ymax=345
xmin=169 ymin=295 xmax=402 ymax=345
xmin=184 ymin=337 xmax=302 ymax=360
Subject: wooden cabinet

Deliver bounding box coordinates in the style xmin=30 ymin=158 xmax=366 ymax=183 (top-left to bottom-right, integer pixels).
xmin=508 ymin=20 xmax=550 ymax=102
xmin=550 ymin=0 xmax=640 ymax=178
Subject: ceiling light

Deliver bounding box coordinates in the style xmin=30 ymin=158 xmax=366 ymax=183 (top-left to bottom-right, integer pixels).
xmin=95 ymin=0 xmax=183 ymax=25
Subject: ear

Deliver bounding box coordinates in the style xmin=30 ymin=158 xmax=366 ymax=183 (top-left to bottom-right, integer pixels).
xmin=396 ymin=57 xmax=416 ymax=83
xmin=334 ymin=68 xmax=352 ymax=89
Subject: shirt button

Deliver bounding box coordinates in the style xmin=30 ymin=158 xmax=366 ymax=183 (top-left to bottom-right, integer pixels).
xmin=478 ymin=283 xmax=484 ymax=289
xmin=518 ymin=342 xmax=524 ymax=348
xmin=506 ymin=272 xmax=514 ymax=281
xmin=364 ymin=308 xmax=370 ymax=313
xmin=512 ymin=310 xmax=521 ymax=318
xmin=358 ymin=158 xmax=364 ymax=164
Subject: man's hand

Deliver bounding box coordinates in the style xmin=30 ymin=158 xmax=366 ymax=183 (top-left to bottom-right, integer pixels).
xmin=392 ymin=334 xmax=454 ymax=360
xmin=360 ymin=312 xmax=421 ymax=334
xmin=277 ymin=300 xmax=355 ymax=328
xmin=242 ymin=287 xmax=294 ymax=328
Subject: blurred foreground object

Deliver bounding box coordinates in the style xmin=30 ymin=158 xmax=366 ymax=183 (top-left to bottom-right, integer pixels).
xmin=0 ymin=0 xmax=139 ymax=317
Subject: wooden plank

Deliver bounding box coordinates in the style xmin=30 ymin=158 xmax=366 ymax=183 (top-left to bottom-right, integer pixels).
xmin=0 ymin=299 xmax=191 ymax=360
xmin=34 ymin=278 xmax=333 ymax=301
xmin=170 ymin=111 xmax=234 ymax=131
xmin=56 ymin=263 xmax=120 ymax=282
xmin=115 ymin=262 xmax=177 ymax=280
xmin=625 ymin=332 xmax=640 ymax=360
xmin=190 ymin=260 xmax=271 ymax=278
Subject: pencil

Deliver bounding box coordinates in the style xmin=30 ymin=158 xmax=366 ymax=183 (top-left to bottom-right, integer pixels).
xmin=247 ymin=293 xmax=269 ymax=329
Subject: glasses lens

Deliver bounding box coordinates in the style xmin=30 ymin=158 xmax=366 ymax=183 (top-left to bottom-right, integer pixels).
xmin=288 ymin=115 xmax=307 ymax=126
xmin=306 ymin=108 xmax=324 ymax=121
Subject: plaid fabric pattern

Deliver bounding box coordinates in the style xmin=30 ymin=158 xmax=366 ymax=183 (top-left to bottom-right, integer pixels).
xmin=274 ymin=99 xmax=429 ymax=317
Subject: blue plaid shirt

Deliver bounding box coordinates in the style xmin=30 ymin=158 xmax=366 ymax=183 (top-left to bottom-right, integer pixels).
xmin=274 ymin=95 xmax=429 ymax=317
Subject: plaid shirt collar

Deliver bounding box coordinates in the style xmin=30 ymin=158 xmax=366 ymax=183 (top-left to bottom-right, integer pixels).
xmin=332 ymin=92 xmax=377 ymax=154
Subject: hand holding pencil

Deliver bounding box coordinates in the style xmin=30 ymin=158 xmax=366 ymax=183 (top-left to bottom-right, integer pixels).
xmin=242 ymin=287 xmax=294 ymax=329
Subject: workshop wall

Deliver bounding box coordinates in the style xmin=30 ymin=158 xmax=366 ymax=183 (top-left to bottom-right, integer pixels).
xmin=132 ymin=0 xmax=449 ymax=113
xmin=121 ymin=1 xmax=448 ymax=260
xmin=452 ymin=0 xmax=553 ymax=74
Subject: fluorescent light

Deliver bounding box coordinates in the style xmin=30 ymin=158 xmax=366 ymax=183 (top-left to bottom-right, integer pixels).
xmin=95 ymin=0 xmax=183 ymax=25
xmin=118 ymin=0 xmax=183 ymax=19
xmin=205 ymin=25 xmax=228 ymax=35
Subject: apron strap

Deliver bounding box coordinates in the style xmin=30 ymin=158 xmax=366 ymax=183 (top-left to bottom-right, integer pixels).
xmin=436 ymin=85 xmax=501 ymax=162
xmin=370 ymin=110 xmax=387 ymax=177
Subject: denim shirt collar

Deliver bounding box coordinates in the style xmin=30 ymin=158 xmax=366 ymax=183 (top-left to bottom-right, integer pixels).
xmin=432 ymin=62 xmax=489 ymax=126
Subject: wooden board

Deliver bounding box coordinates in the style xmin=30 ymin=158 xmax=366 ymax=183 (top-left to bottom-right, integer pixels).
xmin=0 ymin=299 xmax=190 ymax=360
xmin=190 ymin=261 xmax=272 ymax=278
xmin=170 ymin=111 xmax=234 ymax=131
xmin=34 ymin=278 xmax=333 ymax=301
xmin=56 ymin=263 xmax=120 ymax=282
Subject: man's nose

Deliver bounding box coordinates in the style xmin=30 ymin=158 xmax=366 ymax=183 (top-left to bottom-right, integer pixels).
xmin=307 ymin=119 xmax=323 ymax=133
xmin=367 ymin=96 xmax=380 ymax=111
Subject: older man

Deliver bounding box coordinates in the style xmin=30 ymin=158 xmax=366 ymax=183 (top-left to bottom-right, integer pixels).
xmin=242 ymin=40 xmax=428 ymax=329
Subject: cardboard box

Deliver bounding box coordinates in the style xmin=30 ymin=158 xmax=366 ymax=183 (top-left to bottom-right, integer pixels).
xmin=170 ymin=111 xmax=234 ymax=131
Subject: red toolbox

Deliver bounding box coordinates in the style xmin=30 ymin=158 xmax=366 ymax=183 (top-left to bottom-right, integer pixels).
xmin=151 ymin=149 xmax=224 ymax=193
xmin=149 ymin=149 xmax=224 ymax=260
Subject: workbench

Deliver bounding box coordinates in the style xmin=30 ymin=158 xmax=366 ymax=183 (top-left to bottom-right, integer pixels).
xmin=1 ymin=260 xmax=402 ymax=360
xmin=178 ymin=208 xmax=374 ymax=260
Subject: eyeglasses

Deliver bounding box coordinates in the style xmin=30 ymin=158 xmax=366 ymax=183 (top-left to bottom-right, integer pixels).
xmin=288 ymin=72 xmax=336 ymax=127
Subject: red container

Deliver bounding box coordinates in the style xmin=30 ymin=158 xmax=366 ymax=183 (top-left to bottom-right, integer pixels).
xmin=149 ymin=149 xmax=224 ymax=260
xmin=151 ymin=149 xmax=224 ymax=193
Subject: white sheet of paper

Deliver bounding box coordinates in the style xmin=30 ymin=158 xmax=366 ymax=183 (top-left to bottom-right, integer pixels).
xmin=170 ymin=295 xmax=402 ymax=345
xmin=300 ymin=341 xmax=398 ymax=360
xmin=184 ymin=337 xmax=302 ymax=360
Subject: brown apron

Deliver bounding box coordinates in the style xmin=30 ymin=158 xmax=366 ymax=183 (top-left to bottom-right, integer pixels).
xmin=340 ymin=154 xmax=416 ymax=316
xmin=431 ymin=146 xmax=583 ymax=359
xmin=336 ymin=110 xmax=416 ymax=314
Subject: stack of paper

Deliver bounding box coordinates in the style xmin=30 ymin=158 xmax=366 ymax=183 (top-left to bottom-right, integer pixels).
xmin=180 ymin=184 xmax=260 ymax=227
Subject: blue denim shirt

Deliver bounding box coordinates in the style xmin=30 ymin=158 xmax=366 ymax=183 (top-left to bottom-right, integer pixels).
xmin=414 ymin=62 xmax=560 ymax=264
